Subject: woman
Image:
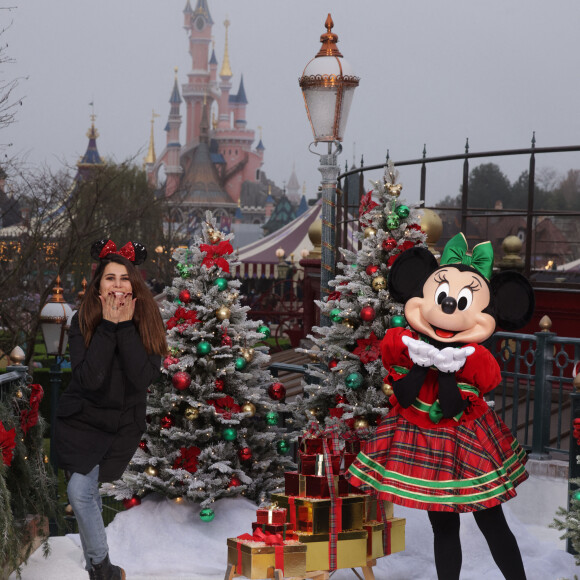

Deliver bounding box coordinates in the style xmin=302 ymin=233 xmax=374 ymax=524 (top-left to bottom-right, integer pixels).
xmin=55 ymin=239 xmax=167 ymax=580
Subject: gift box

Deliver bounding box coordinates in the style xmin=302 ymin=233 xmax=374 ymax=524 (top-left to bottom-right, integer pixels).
xmin=298 ymin=436 xmax=324 ymax=455
xmin=295 ymin=530 xmax=368 ymax=571
xmin=342 ymin=452 xmax=357 ymax=472
xmin=300 ymin=473 xmax=339 ymax=499
xmin=271 ymin=493 xmax=365 ymax=535
xmin=385 ymin=517 xmax=406 ymax=555
xmin=256 ymin=505 xmax=287 ymax=525
xmin=227 ymin=538 xmax=306 ymax=579
xmin=363 ymin=495 xmax=394 ymax=523
xmin=364 ymin=521 xmax=385 ymax=559
xmin=252 ymin=521 xmax=294 ymax=540
xmin=337 ymin=474 xmax=355 ymax=496
xmin=300 ymin=453 xmax=341 ymax=476
xmin=284 ymin=471 xmax=299 ymax=496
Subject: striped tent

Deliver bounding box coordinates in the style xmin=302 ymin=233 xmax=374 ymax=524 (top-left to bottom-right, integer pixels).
xmin=233 ymin=200 xmax=357 ymax=279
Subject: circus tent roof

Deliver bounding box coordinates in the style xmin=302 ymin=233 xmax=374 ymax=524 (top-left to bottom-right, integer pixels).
xmin=233 ymin=200 xmax=356 ymax=279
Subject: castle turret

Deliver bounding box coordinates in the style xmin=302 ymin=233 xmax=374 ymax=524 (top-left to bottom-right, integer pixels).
xmin=165 ymin=70 xmax=183 ymax=196
xmin=217 ymin=18 xmax=233 ymax=130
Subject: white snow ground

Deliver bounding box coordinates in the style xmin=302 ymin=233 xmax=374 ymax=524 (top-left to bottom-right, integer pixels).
xmin=10 ymin=474 xmax=579 ymax=580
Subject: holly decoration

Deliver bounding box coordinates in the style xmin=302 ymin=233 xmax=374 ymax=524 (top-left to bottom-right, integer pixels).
xmin=268 ymin=382 xmax=286 ymax=401
xmin=172 ymin=371 xmax=191 ymax=391
xmin=179 ymin=289 xmax=191 ymax=304
xmin=200 ymin=508 xmax=215 ymax=522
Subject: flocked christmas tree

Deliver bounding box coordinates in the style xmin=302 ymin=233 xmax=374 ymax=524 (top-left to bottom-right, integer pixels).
xmin=102 ymin=213 xmax=296 ymax=521
xmin=295 ymin=161 xmax=428 ymax=435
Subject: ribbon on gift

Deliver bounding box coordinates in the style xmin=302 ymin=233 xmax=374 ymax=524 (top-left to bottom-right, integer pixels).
xmin=303 ymin=420 xmax=343 ymax=456
xmin=288 ymin=496 xmax=297 ymax=529
xmin=378 ymin=499 xmax=390 ymax=554
xmin=236 ymin=528 xmax=292 ymax=575
xmin=268 ymin=502 xmax=278 ymax=524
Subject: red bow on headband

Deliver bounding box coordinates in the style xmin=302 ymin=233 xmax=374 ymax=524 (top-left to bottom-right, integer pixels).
xmin=99 ymin=240 xmax=136 ymax=262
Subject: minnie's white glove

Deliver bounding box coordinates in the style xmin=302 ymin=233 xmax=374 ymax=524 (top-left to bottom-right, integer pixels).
xmin=433 ymin=346 xmax=475 ymax=373
xmin=401 ymin=335 xmax=440 ymax=368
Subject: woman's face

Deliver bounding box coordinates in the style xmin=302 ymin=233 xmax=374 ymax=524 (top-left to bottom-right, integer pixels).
xmin=99 ymin=261 xmax=132 ymax=298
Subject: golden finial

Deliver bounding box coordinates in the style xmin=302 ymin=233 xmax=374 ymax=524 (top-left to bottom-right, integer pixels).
xmin=220 ymin=18 xmax=233 ymax=78
xmin=144 ymin=109 xmax=159 ymax=166
xmin=257 ymin=125 xmax=263 ymax=140
xmin=539 ymin=315 xmax=552 ymax=332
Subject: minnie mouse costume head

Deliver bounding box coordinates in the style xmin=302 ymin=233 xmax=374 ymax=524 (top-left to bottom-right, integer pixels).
xmin=90 ymin=239 xmax=147 ymax=266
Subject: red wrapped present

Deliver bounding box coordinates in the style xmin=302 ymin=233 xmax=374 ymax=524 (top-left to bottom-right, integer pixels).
xmin=300 ymin=453 xmax=341 ymax=476
xmin=285 ymin=471 xmax=299 ymax=496
xmin=301 ymin=474 xmax=338 ymax=499
xmin=256 ymin=505 xmax=287 ymax=525
xmin=338 ymin=474 xmax=356 ymax=496
xmin=298 ymin=436 xmax=324 ymax=455
xmin=252 ymin=521 xmax=294 ymax=540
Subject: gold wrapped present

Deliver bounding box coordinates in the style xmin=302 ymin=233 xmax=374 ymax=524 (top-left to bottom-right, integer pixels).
xmin=226 ymin=538 xmax=306 ymax=579
xmin=386 ymin=517 xmax=406 ymax=555
xmin=363 ymin=495 xmax=394 ymax=522
xmin=364 ymin=521 xmax=385 ymax=559
xmin=271 ymin=493 xmax=364 ymax=535
xmin=295 ymin=530 xmax=368 ymax=571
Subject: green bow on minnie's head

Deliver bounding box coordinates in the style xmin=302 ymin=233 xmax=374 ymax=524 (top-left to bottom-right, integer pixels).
xmin=440 ymin=233 xmax=494 ymax=280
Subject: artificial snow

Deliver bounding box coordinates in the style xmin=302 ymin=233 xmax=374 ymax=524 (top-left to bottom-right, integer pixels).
xmin=10 ymin=474 xmax=579 ymax=580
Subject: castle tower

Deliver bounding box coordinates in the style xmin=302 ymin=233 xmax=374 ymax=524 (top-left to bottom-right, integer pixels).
xmin=164 ymin=70 xmax=184 ymax=197
xmin=287 ymin=163 xmax=300 ymax=204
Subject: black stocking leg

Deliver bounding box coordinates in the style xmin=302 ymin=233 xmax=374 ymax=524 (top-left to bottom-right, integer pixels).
xmin=473 ymin=505 xmax=527 ymax=580
xmin=428 ymin=511 xmax=462 ymax=580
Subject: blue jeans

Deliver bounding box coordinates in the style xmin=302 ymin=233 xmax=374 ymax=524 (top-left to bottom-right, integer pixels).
xmin=67 ymin=465 xmax=108 ymax=570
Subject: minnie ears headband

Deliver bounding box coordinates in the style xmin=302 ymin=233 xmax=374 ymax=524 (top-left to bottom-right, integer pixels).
xmin=440 ymin=232 xmax=493 ymax=280
xmin=90 ymin=239 xmax=147 ymax=266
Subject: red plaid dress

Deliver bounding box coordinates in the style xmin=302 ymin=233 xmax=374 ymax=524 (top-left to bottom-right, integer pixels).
xmin=347 ymin=327 xmax=528 ymax=513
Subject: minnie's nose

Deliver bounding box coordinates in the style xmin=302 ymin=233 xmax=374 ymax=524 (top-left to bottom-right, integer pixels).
xmin=441 ymin=296 xmax=457 ymax=314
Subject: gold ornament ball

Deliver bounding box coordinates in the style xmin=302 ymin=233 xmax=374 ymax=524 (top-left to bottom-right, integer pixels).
xmin=184 ymin=406 xmax=199 ymax=420
xmin=342 ymin=319 xmax=355 ymax=329
xmin=242 ymin=402 xmax=256 ymax=416
xmin=354 ymin=417 xmax=369 ymax=430
xmin=16 ymin=390 xmax=23 ymax=399
xmin=382 ymin=383 xmax=394 ymax=397
xmin=364 ymin=226 xmax=377 ymax=239
xmin=241 ymin=347 xmax=255 ymax=362
xmin=145 ymin=465 xmax=158 ymax=477
xmin=372 ymin=276 xmax=387 ymax=291
xmin=216 ymin=306 xmax=231 ymax=321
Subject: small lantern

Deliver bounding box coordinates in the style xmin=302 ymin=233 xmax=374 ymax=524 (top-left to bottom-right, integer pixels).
xmin=39 ymin=276 xmax=74 ymax=356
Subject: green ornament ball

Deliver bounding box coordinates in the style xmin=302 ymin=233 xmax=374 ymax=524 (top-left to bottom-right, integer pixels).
xmin=386 ymin=214 xmax=400 ymax=229
xmin=177 ymin=264 xmax=191 ymax=279
xmin=196 ymin=341 xmax=212 ymax=355
xmin=396 ymin=204 xmax=410 ymax=219
xmin=330 ymin=308 xmax=342 ymax=322
xmin=345 ymin=372 xmax=364 ymax=389
xmin=390 ymin=315 xmax=406 ymax=328
xmin=276 ymin=440 xmax=290 ymax=454
xmin=257 ymin=324 xmax=271 ymax=338
xmin=214 ymin=277 xmax=228 ymax=291
xmin=200 ymin=508 xmax=215 ymax=522
xmin=222 ymin=427 xmax=237 ymax=441
xmin=574 ymin=490 xmax=580 ymax=501
xmin=265 ymin=411 xmax=279 ymax=426
xmin=235 ymin=357 xmax=247 ymax=371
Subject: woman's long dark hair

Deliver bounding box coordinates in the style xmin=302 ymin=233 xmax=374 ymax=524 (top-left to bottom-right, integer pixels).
xmin=78 ymin=253 xmax=168 ymax=356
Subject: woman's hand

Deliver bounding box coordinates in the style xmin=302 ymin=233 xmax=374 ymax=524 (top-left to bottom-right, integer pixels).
xmin=100 ymin=292 xmax=135 ymax=323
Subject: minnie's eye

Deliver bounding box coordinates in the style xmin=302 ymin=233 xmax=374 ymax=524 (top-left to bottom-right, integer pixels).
xmin=457 ymin=287 xmax=473 ymax=311
xmin=435 ymin=282 xmax=449 ymax=305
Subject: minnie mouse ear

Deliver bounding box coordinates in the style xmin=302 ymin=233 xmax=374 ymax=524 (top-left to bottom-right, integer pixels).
xmin=131 ymin=242 xmax=147 ymax=265
xmin=90 ymin=239 xmax=109 ymax=261
xmin=491 ymin=271 xmax=535 ymax=331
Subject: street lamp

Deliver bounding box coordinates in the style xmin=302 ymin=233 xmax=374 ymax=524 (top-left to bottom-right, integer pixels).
xmin=299 ymin=13 xmax=359 ymax=322
xmin=39 ymin=275 xmax=73 ymax=474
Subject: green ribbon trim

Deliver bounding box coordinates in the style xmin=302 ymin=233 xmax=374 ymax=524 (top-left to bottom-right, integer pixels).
xmin=440 ymin=232 xmax=494 ymax=280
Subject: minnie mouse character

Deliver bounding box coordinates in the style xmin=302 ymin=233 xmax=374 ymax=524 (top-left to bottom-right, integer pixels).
xmin=346 ymin=233 xmax=534 ymax=580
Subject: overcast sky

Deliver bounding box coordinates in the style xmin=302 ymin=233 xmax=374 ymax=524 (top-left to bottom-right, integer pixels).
xmin=3 ymin=0 xmax=580 ymax=205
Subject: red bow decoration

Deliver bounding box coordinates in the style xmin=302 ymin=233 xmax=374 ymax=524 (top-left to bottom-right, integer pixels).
xmin=359 ymin=190 xmax=378 ymax=222
xmin=207 ymin=395 xmax=241 ymax=420
xmin=99 ymin=240 xmax=136 ymax=262
xmin=173 ymin=446 xmax=201 ymax=473
xmin=20 ymin=383 xmax=44 ymax=435
xmin=237 ymin=527 xmax=294 ymax=545
xmin=200 ymin=241 xmax=233 ymax=273
xmin=166 ymin=307 xmax=201 ymax=331
xmin=353 ymin=331 xmax=382 ymax=364
xmin=0 ymin=422 xmax=16 ymax=467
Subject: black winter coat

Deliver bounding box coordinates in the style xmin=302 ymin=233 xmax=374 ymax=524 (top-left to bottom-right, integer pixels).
xmin=54 ymin=313 xmax=161 ymax=482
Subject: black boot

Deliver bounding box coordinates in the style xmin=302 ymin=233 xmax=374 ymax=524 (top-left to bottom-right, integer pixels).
xmin=90 ymin=554 xmax=126 ymax=580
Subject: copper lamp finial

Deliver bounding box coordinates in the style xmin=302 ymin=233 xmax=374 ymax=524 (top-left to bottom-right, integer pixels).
xmin=316 ymin=13 xmax=343 ymax=58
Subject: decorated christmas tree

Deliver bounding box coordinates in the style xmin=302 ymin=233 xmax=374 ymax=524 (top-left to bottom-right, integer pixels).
xmin=0 ymin=374 xmax=59 ymax=575
xmin=295 ymin=162 xmax=428 ymax=435
xmin=102 ymin=214 xmax=296 ymax=521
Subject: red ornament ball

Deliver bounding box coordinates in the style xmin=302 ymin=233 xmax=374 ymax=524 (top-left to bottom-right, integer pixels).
xmin=382 ymin=237 xmax=397 ymax=251
xmin=335 ymin=394 xmax=347 ymax=405
xmin=122 ymin=496 xmax=141 ymax=510
xmin=160 ymin=415 xmax=174 ymax=429
xmin=268 ymin=382 xmax=286 ymax=401
xmin=360 ymin=305 xmax=376 ymax=322
xmin=229 ymin=476 xmax=242 ymax=488
xmin=139 ymin=440 xmax=148 ymax=451
xmin=328 ymin=359 xmax=339 ymax=370
xmin=221 ymin=334 xmax=233 ymax=347
xmin=215 ymin=378 xmax=225 ymax=392
xmin=238 ymin=447 xmax=252 ymax=462
xmin=179 ymin=289 xmax=191 ymax=304
xmin=365 ymin=264 xmax=379 ymax=276
xmin=163 ymin=356 xmax=179 ymax=370
xmin=172 ymin=371 xmax=191 ymax=391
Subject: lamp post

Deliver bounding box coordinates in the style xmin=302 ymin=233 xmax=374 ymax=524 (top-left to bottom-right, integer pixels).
xmin=299 ymin=14 xmax=359 ymax=324
xmin=39 ymin=275 xmax=73 ymax=475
